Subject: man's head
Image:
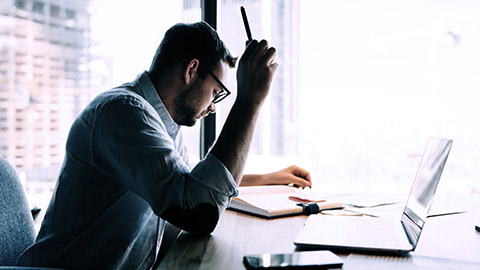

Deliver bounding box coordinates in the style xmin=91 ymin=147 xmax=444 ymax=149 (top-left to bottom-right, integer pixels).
xmin=148 ymin=22 xmax=237 ymax=126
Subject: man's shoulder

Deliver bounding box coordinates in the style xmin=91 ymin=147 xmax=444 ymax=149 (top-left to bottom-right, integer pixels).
xmin=92 ymin=85 xmax=148 ymax=110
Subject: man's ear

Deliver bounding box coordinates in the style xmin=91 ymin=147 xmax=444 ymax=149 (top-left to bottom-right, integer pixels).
xmin=184 ymin=59 xmax=200 ymax=85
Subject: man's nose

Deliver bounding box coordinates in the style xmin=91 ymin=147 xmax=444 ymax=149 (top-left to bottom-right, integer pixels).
xmin=208 ymin=102 xmax=216 ymax=114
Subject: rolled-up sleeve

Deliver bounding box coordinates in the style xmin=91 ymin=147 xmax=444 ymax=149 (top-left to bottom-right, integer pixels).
xmin=92 ymin=93 xmax=237 ymax=231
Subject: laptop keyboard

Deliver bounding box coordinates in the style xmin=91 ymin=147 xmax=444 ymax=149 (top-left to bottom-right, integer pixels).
xmin=345 ymin=217 xmax=401 ymax=247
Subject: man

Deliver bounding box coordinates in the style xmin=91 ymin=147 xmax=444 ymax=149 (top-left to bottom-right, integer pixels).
xmin=18 ymin=22 xmax=311 ymax=269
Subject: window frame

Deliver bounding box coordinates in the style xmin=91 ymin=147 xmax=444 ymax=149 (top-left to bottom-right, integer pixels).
xmin=200 ymin=0 xmax=217 ymax=158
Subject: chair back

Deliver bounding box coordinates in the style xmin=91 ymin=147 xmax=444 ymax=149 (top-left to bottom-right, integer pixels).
xmin=0 ymin=157 xmax=35 ymax=266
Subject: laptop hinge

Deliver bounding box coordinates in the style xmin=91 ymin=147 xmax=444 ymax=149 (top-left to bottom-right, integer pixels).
xmin=401 ymin=211 xmax=423 ymax=249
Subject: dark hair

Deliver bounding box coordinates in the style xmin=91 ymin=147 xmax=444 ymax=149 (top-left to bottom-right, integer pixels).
xmin=150 ymin=22 xmax=236 ymax=77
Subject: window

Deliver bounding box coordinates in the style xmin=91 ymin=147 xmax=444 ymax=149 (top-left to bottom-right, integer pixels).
xmin=32 ymin=1 xmax=45 ymax=15
xmin=49 ymin=5 xmax=60 ymax=19
xmin=219 ymin=0 xmax=480 ymax=194
xmin=66 ymin=9 xmax=76 ymax=20
xmin=218 ymin=1 xmax=305 ymax=182
xmin=65 ymin=9 xmax=76 ymax=28
xmin=15 ymin=0 xmax=27 ymax=10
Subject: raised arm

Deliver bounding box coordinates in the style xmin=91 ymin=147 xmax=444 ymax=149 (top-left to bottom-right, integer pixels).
xmin=211 ymin=40 xmax=278 ymax=183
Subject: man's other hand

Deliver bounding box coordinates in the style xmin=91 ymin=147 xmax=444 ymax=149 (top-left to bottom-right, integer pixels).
xmin=240 ymin=165 xmax=312 ymax=188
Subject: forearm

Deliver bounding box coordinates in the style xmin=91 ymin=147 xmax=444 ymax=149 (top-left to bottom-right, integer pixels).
xmin=210 ymin=102 xmax=261 ymax=183
xmin=240 ymin=174 xmax=265 ymax=186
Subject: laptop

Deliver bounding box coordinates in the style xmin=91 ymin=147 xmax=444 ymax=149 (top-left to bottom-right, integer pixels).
xmin=294 ymin=137 xmax=453 ymax=253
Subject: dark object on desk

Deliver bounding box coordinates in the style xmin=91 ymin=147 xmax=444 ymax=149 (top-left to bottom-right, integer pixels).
xmin=297 ymin=203 xmax=343 ymax=215
xmin=476 ymin=225 xmax=480 ymax=233
xmin=243 ymin=250 xmax=343 ymax=269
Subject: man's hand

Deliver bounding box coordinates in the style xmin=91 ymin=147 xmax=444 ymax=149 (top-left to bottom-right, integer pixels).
xmin=240 ymin=165 xmax=312 ymax=188
xmin=236 ymin=39 xmax=278 ymax=106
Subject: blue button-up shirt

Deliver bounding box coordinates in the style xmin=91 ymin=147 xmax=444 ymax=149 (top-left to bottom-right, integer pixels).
xmin=18 ymin=71 xmax=238 ymax=270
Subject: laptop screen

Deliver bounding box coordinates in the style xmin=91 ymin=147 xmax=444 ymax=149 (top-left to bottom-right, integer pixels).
xmin=401 ymin=137 xmax=453 ymax=248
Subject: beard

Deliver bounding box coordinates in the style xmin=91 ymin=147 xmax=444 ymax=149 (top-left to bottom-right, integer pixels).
xmin=172 ymin=79 xmax=208 ymax=127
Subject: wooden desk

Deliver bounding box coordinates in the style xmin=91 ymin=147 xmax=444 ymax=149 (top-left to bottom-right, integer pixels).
xmin=157 ymin=194 xmax=480 ymax=269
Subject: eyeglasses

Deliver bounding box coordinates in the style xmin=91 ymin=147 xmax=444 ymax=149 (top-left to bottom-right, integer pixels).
xmin=204 ymin=69 xmax=231 ymax=104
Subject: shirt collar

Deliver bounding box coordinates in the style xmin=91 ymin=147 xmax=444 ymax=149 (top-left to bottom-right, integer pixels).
xmin=134 ymin=71 xmax=180 ymax=140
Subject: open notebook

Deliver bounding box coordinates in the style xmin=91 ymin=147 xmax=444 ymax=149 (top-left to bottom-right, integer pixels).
xmin=228 ymin=185 xmax=342 ymax=218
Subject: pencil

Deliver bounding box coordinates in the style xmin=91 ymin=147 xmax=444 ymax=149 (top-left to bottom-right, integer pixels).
xmin=241 ymin=6 xmax=253 ymax=42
